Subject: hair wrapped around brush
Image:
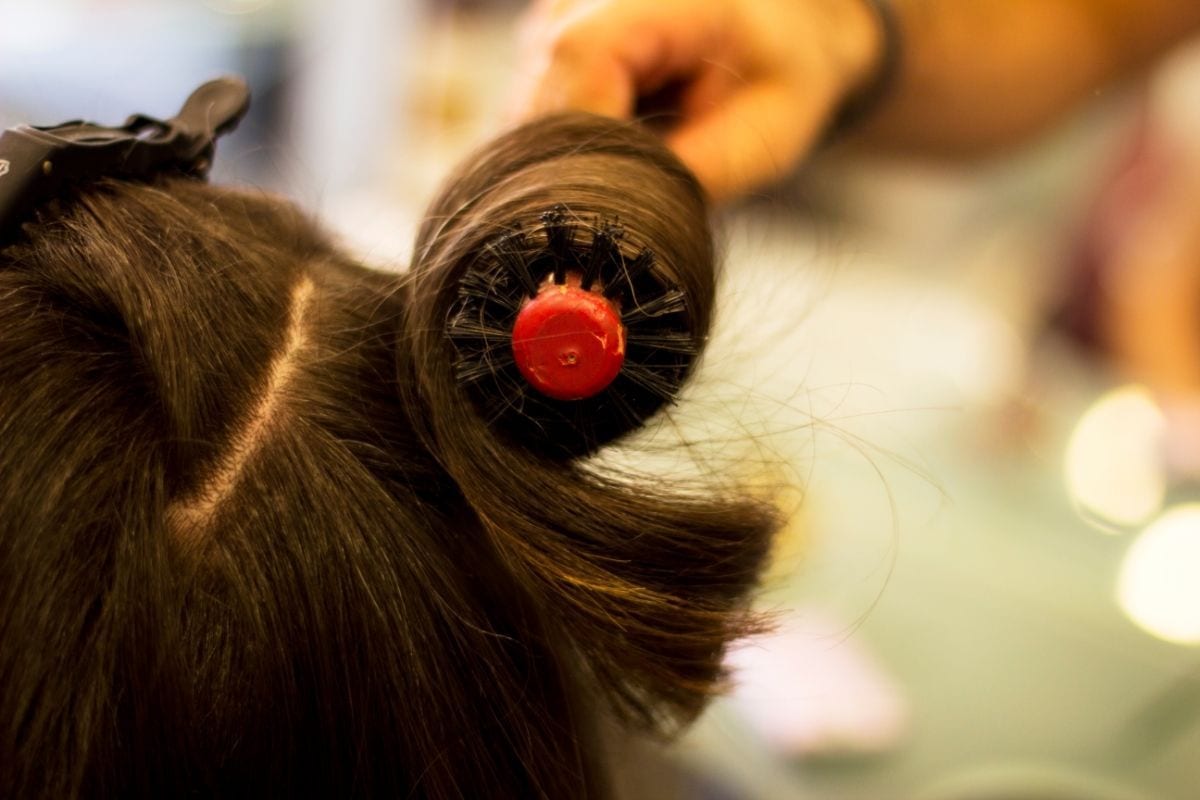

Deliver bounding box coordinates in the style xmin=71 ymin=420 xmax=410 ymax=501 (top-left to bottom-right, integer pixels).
xmin=0 ymin=112 xmax=777 ymax=799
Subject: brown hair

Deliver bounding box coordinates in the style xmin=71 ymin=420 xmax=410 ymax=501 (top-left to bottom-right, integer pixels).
xmin=0 ymin=113 xmax=776 ymax=798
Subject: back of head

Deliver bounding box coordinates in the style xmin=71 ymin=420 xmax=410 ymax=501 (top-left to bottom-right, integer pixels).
xmin=0 ymin=113 xmax=776 ymax=798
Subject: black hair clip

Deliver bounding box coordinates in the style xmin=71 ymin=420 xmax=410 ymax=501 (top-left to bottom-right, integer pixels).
xmin=0 ymin=76 xmax=250 ymax=243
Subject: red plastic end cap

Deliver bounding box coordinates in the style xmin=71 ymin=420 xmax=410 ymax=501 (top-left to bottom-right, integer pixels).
xmin=511 ymin=283 xmax=626 ymax=401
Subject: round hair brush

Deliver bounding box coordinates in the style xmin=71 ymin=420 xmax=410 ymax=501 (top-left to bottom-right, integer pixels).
xmin=446 ymin=204 xmax=701 ymax=457
xmin=409 ymin=112 xmax=716 ymax=459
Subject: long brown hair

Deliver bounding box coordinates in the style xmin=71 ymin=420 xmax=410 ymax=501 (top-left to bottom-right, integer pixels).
xmin=0 ymin=113 xmax=777 ymax=798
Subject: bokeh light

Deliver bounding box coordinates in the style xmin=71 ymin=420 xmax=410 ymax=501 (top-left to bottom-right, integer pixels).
xmin=1118 ymin=504 xmax=1200 ymax=645
xmin=1064 ymin=386 xmax=1167 ymax=528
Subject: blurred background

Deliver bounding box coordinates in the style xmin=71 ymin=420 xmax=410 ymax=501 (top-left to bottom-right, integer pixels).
xmin=4 ymin=1 xmax=1199 ymax=798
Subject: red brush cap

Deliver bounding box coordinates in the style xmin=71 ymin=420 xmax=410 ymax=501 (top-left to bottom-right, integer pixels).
xmin=511 ymin=282 xmax=626 ymax=401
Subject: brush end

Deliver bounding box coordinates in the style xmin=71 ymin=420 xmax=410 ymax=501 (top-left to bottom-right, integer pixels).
xmin=512 ymin=278 xmax=626 ymax=401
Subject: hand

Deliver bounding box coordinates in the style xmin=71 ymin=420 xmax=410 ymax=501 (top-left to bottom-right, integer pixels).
xmin=512 ymin=0 xmax=884 ymax=202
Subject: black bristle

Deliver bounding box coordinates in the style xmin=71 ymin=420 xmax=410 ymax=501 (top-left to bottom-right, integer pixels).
xmin=455 ymin=351 xmax=515 ymax=385
xmin=485 ymin=230 xmax=540 ymax=298
xmin=541 ymin=205 xmax=576 ymax=284
xmin=447 ymin=205 xmax=699 ymax=458
xmin=621 ymin=289 xmax=687 ymax=327
xmin=540 ymin=205 xmax=567 ymax=225
xmin=619 ymin=361 xmax=681 ymax=402
xmin=457 ymin=270 xmax=522 ymax=315
xmin=624 ymin=247 xmax=657 ymax=285
xmin=581 ymin=223 xmax=623 ymax=290
xmin=603 ymin=248 xmax=656 ymax=299
xmin=446 ymin=316 xmax=513 ymax=345
xmin=625 ymin=330 xmax=698 ymax=355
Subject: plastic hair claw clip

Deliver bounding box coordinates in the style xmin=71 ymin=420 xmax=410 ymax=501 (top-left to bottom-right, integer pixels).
xmin=0 ymin=76 xmax=251 ymax=244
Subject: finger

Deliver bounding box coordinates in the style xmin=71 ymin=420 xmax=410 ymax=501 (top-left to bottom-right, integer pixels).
xmin=521 ymin=40 xmax=636 ymax=119
xmin=514 ymin=0 xmax=728 ymax=120
xmin=667 ymin=79 xmax=830 ymax=202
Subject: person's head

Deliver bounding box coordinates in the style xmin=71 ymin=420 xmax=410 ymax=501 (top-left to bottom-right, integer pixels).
xmin=0 ymin=112 xmax=776 ymax=798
